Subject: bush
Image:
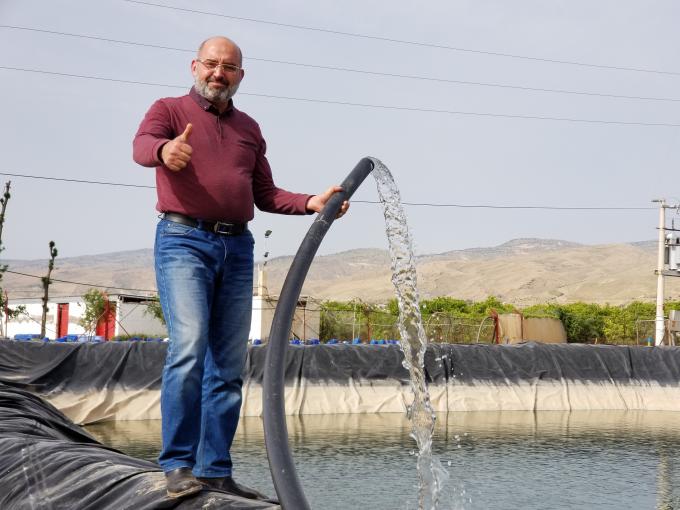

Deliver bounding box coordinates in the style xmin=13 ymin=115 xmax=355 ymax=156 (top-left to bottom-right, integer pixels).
xmin=79 ymin=289 xmax=108 ymax=336
xmin=144 ymin=296 xmax=166 ymax=326
xmin=320 ymin=297 xmax=670 ymax=344
xmin=322 ymin=296 xmax=511 ymax=343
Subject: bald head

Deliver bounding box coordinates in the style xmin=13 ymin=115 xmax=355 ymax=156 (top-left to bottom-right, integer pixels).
xmin=197 ymin=36 xmax=242 ymax=66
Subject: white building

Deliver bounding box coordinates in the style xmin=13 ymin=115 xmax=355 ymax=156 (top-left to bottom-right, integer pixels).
xmin=6 ymin=269 xmax=321 ymax=342
xmin=248 ymin=266 xmax=321 ymax=342
xmin=249 ymin=294 xmax=321 ymax=342
xmin=5 ymin=293 xmax=166 ymax=340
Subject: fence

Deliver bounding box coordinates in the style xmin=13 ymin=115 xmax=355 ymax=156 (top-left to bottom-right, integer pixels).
xmin=319 ymin=309 xmax=495 ymax=343
xmin=635 ymin=319 xmax=678 ymax=346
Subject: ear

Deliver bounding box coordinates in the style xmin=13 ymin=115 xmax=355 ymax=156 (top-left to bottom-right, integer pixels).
xmin=191 ymin=59 xmax=198 ymax=77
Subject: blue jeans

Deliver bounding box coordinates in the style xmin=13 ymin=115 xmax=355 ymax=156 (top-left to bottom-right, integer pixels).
xmin=154 ymin=218 xmax=254 ymax=477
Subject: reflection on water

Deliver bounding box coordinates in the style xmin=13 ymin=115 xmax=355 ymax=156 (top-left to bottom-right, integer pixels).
xmin=85 ymin=411 xmax=680 ymax=510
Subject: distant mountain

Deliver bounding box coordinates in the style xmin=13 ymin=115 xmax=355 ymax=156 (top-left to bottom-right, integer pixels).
xmin=3 ymin=249 xmax=157 ymax=300
xmin=421 ymin=238 xmax=584 ymax=261
xmin=3 ymin=239 xmax=676 ymax=305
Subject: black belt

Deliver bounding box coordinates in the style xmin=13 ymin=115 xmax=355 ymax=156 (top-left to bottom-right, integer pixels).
xmin=162 ymin=212 xmax=247 ymax=236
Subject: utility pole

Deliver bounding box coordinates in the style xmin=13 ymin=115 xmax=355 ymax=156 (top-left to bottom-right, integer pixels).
xmin=654 ymin=199 xmax=667 ymax=346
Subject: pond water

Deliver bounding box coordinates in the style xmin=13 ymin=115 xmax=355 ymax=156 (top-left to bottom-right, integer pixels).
xmin=85 ymin=411 xmax=680 ymax=510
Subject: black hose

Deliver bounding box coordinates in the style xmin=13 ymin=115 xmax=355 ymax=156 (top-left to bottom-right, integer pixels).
xmin=263 ymin=157 xmax=375 ymax=509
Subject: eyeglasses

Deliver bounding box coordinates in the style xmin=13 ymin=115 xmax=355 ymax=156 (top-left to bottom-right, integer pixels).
xmin=196 ymin=59 xmax=242 ymax=73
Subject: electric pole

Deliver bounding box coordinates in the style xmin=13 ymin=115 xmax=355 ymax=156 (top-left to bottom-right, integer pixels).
xmin=654 ymin=200 xmax=666 ymax=345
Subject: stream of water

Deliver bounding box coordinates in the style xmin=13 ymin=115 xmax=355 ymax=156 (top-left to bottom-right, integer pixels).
xmin=371 ymin=157 xmax=448 ymax=509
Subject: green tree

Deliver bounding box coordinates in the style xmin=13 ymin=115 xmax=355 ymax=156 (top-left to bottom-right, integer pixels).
xmin=321 ymin=297 xmax=679 ymax=345
xmin=601 ymin=305 xmax=626 ymax=344
xmin=600 ymin=302 xmax=653 ymax=344
xmin=470 ymin=296 xmax=514 ymax=316
xmin=522 ymin=303 xmax=561 ymax=319
xmin=144 ymin=296 xmax=166 ymax=326
xmin=40 ymin=240 xmax=58 ymax=338
xmin=626 ymin=301 xmax=655 ymax=344
xmin=355 ymin=300 xmax=382 ymax=341
xmin=553 ymin=302 xmax=605 ymax=343
xmin=79 ymin=289 xmax=108 ymax=338
xmin=320 ymin=299 xmax=399 ymax=341
xmin=320 ymin=300 xmax=353 ymax=340
xmin=419 ymin=297 xmax=471 ymax=317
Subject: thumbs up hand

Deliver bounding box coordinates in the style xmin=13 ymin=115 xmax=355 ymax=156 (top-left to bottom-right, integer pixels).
xmin=160 ymin=123 xmax=193 ymax=171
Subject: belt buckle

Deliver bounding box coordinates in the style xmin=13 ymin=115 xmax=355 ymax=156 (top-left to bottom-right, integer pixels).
xmin=213 ymin=221 xmax=235 ymax=235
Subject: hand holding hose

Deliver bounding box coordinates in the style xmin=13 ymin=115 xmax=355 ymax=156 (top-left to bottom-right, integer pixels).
xmin=306 ymin=186 xmax=350 ymax=218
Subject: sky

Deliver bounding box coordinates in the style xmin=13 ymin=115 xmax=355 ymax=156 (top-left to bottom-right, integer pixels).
xmin=1 ymin=0 xmax=679 ymax=262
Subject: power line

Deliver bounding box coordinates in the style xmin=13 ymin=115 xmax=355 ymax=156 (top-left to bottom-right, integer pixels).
xmin=122 ymin=0 xmax=680 ymax=77
xmin=13 ymin=311 xmax=56 ymax=335
xmin=0 ymin=66 xmax=183 ymax=90
xmin=8 ymin=294 xmax=77 ymax=300
xmin=0 ymin=171 xmax=654 ymax=211
xmin=3 ymin=25 xmax=679 ymax=104
xmin=0 ymin=25 xmax=193 ymax=55
xmin=353 ymin=200 xmax=654 ymax=211
xmin=5 ymin=269 xmax=280 ymax=299
xmin=243 ymin=92 xmax=680 ymax=128
xmin=5 ymin=290 xmax=282 ymax=312
xmin=2 ymin=66 xmax=678 ymax=128
xmin=6 ymin=269 xmax=157 ymax=293
xmin=6 ymin=286 xmax=283 ymax=312
xmin=0 ymin=172 xmax=154 ymax=189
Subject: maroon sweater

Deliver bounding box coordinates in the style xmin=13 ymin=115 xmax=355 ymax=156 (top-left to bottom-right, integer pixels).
xmin=133 ymin=88 xmax=312 ymax=222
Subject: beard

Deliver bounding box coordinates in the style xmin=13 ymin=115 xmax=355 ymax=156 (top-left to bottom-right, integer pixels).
xmin=194 ymin=75 xmax=240 ymax=103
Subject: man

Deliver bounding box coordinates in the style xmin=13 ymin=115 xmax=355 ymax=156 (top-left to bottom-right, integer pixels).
xmin=133 ymin=36 xmax=348 ymax=500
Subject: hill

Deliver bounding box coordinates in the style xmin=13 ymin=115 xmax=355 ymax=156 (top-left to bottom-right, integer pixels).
xmin=3 ymin=239 xmax=679 ymax=305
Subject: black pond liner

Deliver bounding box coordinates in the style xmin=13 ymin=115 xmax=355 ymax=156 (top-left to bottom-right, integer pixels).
xmin=0 ymin=383 xmax=279 ymax=509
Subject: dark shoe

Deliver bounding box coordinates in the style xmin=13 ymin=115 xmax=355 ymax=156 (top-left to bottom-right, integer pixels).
xmin=198 ymin=476 xmax=272 ymax=501
xmin=165 ymin=467 xmax=203 ymax=499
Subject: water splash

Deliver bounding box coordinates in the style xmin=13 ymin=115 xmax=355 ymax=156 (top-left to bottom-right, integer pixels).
xmin=370 ymin=157 xmax=448 ymax=509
